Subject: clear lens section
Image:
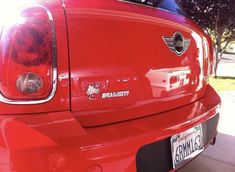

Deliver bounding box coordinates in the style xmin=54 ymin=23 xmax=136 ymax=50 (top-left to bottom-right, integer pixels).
xmin=16 ymin=72 xmax=43 ymax=94
xmin=0 ymin=6 xmax=56 ymax=101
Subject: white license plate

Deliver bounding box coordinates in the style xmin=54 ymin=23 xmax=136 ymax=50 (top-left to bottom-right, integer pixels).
xmin=171 ymin=124 xmax=204 ymax=169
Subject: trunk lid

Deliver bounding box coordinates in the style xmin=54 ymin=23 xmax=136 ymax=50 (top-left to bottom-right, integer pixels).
xmin=64 ymin=0 xmax=210 ymax=127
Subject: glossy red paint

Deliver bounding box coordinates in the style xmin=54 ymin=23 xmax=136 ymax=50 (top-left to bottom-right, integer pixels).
xmin=0 ymin=85 xmax=220 ymax=172
xmin=0 ymin=0 xmax=221 ymax=172
xmin=66 ymin=0 xmax=212 ymax=126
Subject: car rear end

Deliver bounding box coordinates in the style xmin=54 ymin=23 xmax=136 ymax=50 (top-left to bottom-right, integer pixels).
xmin=0 ymin=0 xmax=220 ymax=172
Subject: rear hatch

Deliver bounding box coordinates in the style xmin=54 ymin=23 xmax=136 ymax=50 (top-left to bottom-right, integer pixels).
xmin=64 ymin=0 xmax=211 ymax=127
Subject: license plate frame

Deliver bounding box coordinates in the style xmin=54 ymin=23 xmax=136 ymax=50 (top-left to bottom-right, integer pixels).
xmin=171 ymin=124 xmax=204 ymax=169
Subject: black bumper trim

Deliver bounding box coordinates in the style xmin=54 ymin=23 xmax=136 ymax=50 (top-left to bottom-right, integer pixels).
xmin=136 ymin=114 xmax=219 ymax=172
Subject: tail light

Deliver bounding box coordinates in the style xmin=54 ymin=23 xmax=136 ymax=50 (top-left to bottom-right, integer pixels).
xmin=0 ymin=6 xmax=57 ymax=104
xmin=202 ymin=36 xmax=212 ymax=84
xmin=204 ymin=36 xmax=214 ymax=76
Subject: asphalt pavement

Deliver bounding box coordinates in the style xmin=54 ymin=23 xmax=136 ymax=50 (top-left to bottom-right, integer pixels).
xmin=220 ymin=53 xmax=235 ymax=64
xmin=216 ymin=53 xmax=235 ymax=78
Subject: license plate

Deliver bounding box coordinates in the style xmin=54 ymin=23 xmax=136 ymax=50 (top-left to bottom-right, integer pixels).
xmin=171 ymin=124 xmax=204 ymax=169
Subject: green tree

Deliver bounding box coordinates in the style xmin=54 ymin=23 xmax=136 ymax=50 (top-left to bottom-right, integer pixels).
xmin=178 ymin=0 xmax=235 ymax=78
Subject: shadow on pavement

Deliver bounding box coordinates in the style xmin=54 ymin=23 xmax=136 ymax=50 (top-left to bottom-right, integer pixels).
xmin=215 ymin=76 xmax=235 ymax=80
xmin=224 ymin=52 xmax=235 ymax=55
xmin=221 ymin=57 xmax=234 ymax=62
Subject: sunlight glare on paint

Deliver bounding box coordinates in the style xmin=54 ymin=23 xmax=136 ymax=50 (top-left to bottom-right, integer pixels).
xmin=0 ymin=0 xmax=33 ymax=27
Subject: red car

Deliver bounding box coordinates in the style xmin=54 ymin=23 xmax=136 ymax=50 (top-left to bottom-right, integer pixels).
xmin=0 ymin=0 xmax=220 ymax=172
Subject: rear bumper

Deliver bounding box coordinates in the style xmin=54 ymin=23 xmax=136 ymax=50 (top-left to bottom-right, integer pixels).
xmin=0 ymin=85 xmax=220 ymax=172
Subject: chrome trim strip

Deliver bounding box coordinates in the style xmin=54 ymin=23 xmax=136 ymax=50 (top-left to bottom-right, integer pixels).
xmin=0 ymin=5 xmax=57 ymax=105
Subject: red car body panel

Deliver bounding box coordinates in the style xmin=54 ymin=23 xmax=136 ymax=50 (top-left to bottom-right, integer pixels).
xmin=0 ymin=85 xmax=219 ymax=172
xmin=0 ymin=0 xmax=220 ymax=172
xmin=66 ymin=0 xmax=212 ymax=126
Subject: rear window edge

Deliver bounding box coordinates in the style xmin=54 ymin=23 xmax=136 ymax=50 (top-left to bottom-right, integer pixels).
xmin=117 ymin=0 xmax=185 ymax=17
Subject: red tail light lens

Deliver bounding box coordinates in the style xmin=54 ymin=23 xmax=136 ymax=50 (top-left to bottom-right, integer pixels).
xmin=203 ymin=36 xmax=214 ymax=76
xmin=0 ymin=6 xmax=57 ymax=104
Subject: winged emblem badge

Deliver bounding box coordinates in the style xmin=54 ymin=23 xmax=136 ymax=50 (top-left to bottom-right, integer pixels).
xmin=163 ymin=32 xmax=191 ymax=56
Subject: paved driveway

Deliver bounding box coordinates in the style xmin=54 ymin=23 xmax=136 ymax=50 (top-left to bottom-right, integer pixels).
xmin=179 ymin=134 xmax=235 ymax=172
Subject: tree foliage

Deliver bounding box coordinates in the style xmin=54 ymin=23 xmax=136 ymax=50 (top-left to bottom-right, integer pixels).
xmin=178 ymin=0 xmax=235 ymax=77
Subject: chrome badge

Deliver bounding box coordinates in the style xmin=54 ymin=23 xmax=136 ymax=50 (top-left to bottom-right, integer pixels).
xmin=102 ymin=91 xmax=129 ymax=99
xmin=163 ymin=32 xmax=191 ymax=56
xmin=86 ymin=84 xmax=100 ymax=99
